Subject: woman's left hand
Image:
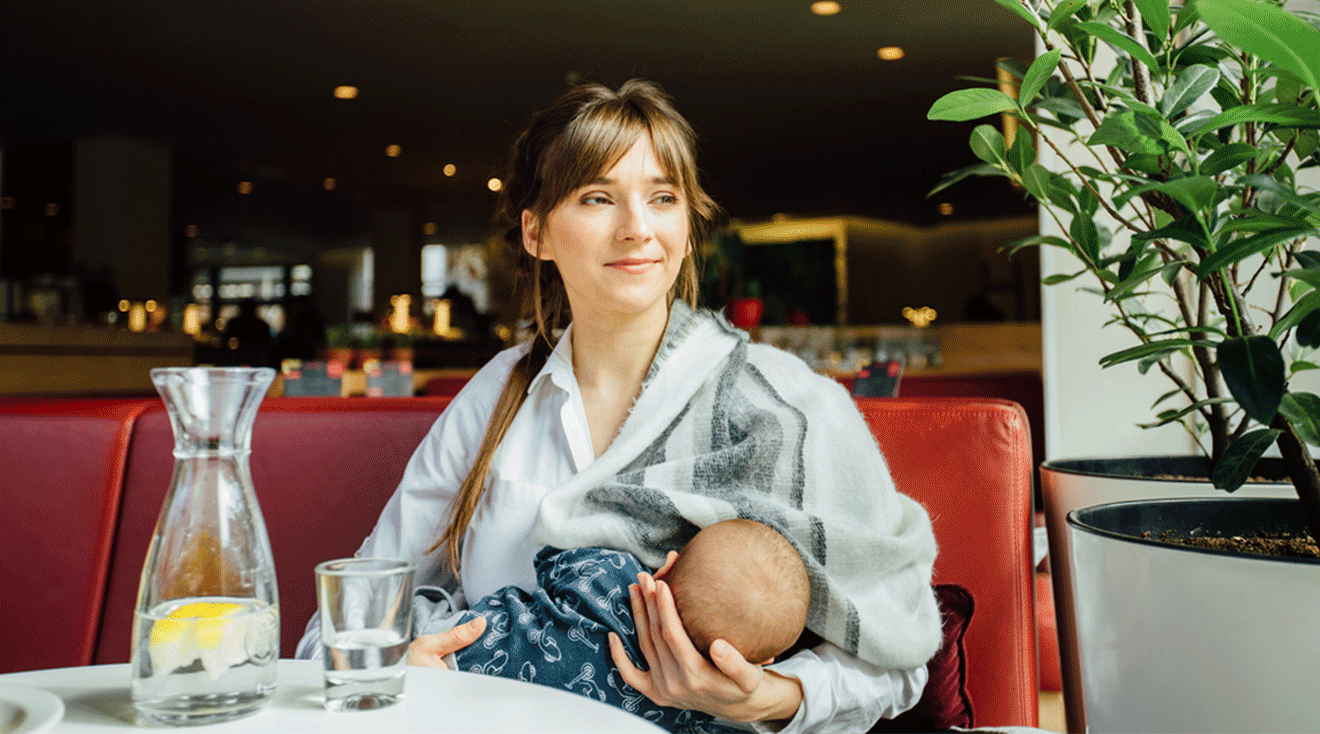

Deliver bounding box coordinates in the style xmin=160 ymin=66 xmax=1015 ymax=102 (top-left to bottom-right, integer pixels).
xmin=607 ymin=554 xmax=804 ymax=724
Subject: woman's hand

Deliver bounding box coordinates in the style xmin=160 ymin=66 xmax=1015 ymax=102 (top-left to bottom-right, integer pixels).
xmin=608 ymin=560 xmax=804 ymax=724
xmin=407 ymin=616 xmax=487 ymax=669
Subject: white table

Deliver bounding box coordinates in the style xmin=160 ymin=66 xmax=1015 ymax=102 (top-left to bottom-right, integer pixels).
xmin=0 ymin=660 xmax=665 ymax=733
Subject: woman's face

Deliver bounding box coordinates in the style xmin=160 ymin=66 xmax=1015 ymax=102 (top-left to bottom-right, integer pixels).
xmin=523 ymin=135 xmax=690 ymax=327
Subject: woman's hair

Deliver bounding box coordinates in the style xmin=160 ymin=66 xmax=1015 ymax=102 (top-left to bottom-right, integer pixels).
xmin=432 ymin=79 xmax=723 ymax=572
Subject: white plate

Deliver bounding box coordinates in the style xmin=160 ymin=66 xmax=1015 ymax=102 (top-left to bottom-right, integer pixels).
xmin=0 ymin=682 xmax=63 ymax=734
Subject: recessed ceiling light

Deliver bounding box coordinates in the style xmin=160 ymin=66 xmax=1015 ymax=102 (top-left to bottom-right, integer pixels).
xmin=237 ymin=181 xmax=253 ymax=195
xmin=487 ymin=177 xmax=503 ymax=192
xmin=811 ymin=1 xmax=841 ymax=15
xmin=878 ymin=46 xmax=905 ymax=61
xmin=385 ymin=145 xmax=402 ymax=158
xmin=323 ymin=178 xmax=337 ymax=190
xmin=334 ymin=85 xmax=358 ymax=99
xmin=443 ymin=163 xmax=457 ymax=177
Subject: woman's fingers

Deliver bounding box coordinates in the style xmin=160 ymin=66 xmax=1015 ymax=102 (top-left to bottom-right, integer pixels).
xmin=406 ymin=615 xmax=487 ymax=668
xmin=608 ymin=631 xmax=655 ymax=696
xmin=709 ymin=638 xmax=763 ymax=695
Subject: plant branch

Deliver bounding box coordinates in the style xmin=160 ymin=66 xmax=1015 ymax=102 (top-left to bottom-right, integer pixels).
xmin=1037 ymin=130 xmax=1149 ymax=233
xmin=1265 ymin=135 xmax=1298 ymax=176
xmin=1123 ymin=1 xmax=1154 ymax=106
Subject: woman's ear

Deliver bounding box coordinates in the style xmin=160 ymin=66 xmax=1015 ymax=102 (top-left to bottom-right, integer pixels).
xmin=522 ymin=209 xmax=550 ymax=260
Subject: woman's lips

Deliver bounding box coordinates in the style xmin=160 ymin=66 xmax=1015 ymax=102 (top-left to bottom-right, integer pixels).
xmin=607 ymin=258 xmax=659 ymax=274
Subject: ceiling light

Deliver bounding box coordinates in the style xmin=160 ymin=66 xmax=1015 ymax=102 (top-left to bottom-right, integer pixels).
xmin=811 ymin=1 xmax=841 ymax=15
xmin=938 ymin=202 xmax=954 ymax=216
xmin=323 ymin=177 xmax=337 ymax=190
xmin=487 ymin=177 xmax=503 ymax=192
xmin=386 ymin=145 xmax=402 ymax=157
xmin=334 ymin=85 xmax=358 ymax=99
xmin=237 ymin=181 xmax=253 ymax=195
xmin=423 ymin=222 xmax=438 ymax=236
xmin=878 ymin=46 xmax=904 ymax=61
xmin=443 ymin=163 xmax=457 ymax=177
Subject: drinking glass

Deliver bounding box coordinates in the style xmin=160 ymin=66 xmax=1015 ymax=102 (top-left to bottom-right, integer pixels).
xmin=315 ymin=558 xmax=415 ymax=711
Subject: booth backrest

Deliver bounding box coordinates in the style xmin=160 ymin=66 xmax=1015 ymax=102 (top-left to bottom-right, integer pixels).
xmin=0 ymin=399 xmax=150 ymax=673
xmin=1 ymin=395 xmax=1036 ymax=728
xmin=92 ymin=397 xmax=453 ymax=665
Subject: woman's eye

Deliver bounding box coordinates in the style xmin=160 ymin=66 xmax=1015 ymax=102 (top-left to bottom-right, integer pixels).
xmin=653 ymin=194 xmax=679 ymax=205
xmin=581 ymin=195 xmax=611 ymax=205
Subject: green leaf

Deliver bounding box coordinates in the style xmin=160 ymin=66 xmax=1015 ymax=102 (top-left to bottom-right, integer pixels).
xmin=1200 ymin=142 xmax=1258 ymax=176
xmin=1237 ymin=174 xmax=1320 ymax=219
xmin=1002 ymin=234 xmax=1072 ymax=257
xmin=928 ymin=88 xmax=1019 ymax=122
xmin=927 ymin=162 xmax=1003 ymax=198
xmin=1296 ymin=307 xmax=1320 ymax=348
xmin=1162 ymin=65 xmax=1220 ymax=118
xmin=1100 ymin=338 xmax=1215 ymax=368
xmin=1075 ymin=20 xmax=1163 ymax=72
xmin=1006 ymin=129 xmax=1036 ymax=174
xmin=1107 ymin=261 xmax=1184 ymax=303
xmin=1218 ymin=335 xmax=1286 ymax=424
xmin=970 ymin=124 xmax=1008 ymax=167
xmin=1219 ymin=211 xmax=1313 ymax=235
xmin=1070 ymin=214 xmax=1100 ymax=262
xmin=1043 ymin=271 xmax=1086 ymax=285
xmin=1134 ymin=0 xmax=1172 ymax=41
xmin=1188 ymin=103 xmax=1320 ymax=136
xmin=997 ymin=57 xmax=1029 ymax=80
xmin=1137 ymin=397 xmax=1234 ymax=428
xmin=1279 ymin=392 xmax=1320 ymax=445
xmin=1115 ymin=176 xmax=1217 ymax=217
xmin=1021 ymin=163 xmax=1052 ymax=202
xmin=1195 ymin=228 xmax=1312 ymax=278
xmin=1089 ymin=110 xmax=1164 ymax=154
xmin=1198 ymin=0 xmax=1320 ymax=95
xmin=1292 ymin=360 xmax=1320 ymax=373
xmin=1047 ymin=0 xmax=1087 ymax=31
xmin=1133 ymin=216 xmax=1212 ymax=250
xmin=1213 ymin=428 xmax=1282 ymax=491
xmin=1134 ymin=112 xmax=1192 ymax=157
xmin=1269 ymin=289 xmax=1320 ymax=341
xmin=1174 ymin=0 xmax=1203 ymax=35
xmin=990 ymin=0 xmax=1044 ymax=30
xmin=1019 ymin=49 xmax=1062 ymax=106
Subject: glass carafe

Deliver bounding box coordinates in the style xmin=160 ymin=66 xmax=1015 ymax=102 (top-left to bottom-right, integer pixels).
xmin=131 ymin=367 xmax=280 ymax=726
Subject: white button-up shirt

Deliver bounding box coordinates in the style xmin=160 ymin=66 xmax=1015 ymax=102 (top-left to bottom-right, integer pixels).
xmin=297 ymin=326 xmax=926 ymax=732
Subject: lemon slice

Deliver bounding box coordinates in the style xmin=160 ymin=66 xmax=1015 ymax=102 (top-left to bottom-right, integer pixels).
xmin=148 ymin=601 xmax=253 ymax=679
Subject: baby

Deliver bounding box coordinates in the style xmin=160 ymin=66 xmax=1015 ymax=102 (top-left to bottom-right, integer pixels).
xmin=414 ymin=519 xmax=811 ymax=733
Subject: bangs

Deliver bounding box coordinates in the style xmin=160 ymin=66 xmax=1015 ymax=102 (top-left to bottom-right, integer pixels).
xmin=532 ymin=100 xmax=693 ymax=215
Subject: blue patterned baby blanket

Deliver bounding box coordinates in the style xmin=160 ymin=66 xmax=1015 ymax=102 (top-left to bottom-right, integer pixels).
xmin=436 ymin=546 xmax=739 ymax=733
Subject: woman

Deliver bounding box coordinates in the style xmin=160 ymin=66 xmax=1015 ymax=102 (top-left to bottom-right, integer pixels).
xmin=297 ymin=80 xmax=941 ymax=732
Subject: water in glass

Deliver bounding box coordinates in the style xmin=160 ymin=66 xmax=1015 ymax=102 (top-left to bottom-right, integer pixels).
xmin=323 ymin=628 xmax=409 ymax=710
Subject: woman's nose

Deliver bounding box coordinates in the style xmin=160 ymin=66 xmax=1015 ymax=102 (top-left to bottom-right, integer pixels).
xmin=615 ymin=199 xmax=654 ymax=242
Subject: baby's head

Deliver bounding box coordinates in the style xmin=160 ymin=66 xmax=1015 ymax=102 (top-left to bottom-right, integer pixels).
xmin=665 ymin=519 xmax=810 ymax=665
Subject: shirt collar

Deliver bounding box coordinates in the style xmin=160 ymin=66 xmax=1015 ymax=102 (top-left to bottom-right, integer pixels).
xmin=526 ymin=322 xmax=577 ymax=396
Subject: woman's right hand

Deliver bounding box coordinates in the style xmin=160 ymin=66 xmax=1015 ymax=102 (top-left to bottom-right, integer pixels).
xmin=407 ymin=616 xmax=487 ymax=669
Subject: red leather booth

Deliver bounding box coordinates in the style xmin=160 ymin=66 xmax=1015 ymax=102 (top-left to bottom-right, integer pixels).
xmin=1 ymin=395 xmax=1038 ymax=728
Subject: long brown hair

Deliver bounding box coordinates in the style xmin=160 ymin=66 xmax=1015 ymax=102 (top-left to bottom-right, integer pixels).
xmin=432 ymin=80 xmax=723 ymax=572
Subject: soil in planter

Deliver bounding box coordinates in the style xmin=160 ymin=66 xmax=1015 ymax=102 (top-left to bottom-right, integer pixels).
xmin=1141 ymin=529 xmax=1319 ymax=559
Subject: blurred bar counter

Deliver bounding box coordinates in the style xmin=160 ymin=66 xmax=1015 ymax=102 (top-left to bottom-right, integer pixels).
xmin=0 ymin=323 xmax=193 ymax=396
xmin=755 ymin=322 xmax=1041 ymax=378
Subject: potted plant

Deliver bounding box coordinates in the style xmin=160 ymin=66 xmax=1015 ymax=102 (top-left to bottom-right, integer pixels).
xmin=928 ymin=0 xmax=1320 ymax=730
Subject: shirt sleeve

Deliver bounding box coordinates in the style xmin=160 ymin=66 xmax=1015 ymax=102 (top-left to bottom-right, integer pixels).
xmin=749 ymin=643 xmax=928 ymax=734
xmin=294 ymin=345 xmax=525 ymax=659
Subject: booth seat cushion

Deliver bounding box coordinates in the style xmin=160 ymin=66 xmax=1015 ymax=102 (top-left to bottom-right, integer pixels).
xmin=93 ymin=397 xmax=453 ymax=663
xmin=0 ymin=399 xmax=154 ymax=673
xmin=871 ymin=583 xmax=975 ymax=732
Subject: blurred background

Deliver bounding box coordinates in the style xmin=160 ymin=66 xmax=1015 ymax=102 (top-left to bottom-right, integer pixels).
xmin=0 ymin=0 xmax=1040 ymax=395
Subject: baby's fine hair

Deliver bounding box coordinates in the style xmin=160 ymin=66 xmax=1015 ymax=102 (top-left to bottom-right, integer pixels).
xmin=667 ymin=519 xmax=810 ymax=664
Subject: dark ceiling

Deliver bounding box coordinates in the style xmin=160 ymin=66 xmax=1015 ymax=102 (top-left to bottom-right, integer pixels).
xmin=0 ymin=0 xmax=1035 ymax=248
